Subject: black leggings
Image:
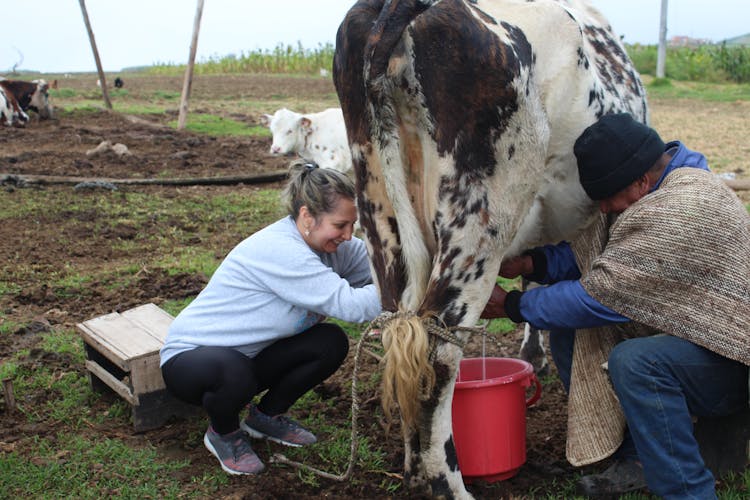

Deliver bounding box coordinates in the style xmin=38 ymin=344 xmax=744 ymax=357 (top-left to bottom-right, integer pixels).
xmin=161 ymin=323 xmax=349 ymax=434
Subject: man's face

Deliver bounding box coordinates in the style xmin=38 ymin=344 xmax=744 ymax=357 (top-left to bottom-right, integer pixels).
xmin=598 ymin=175 xmax=649 ymax=214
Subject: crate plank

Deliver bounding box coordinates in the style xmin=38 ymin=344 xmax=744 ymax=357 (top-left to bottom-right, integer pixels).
xmin=121 ymin=303 xmax=174 ymax=344
xmin=129 ymin=356 xmax=166 ymax=394
xmin=78 ymin=312 xmax=163 ymax=362
xmin=77 ymin=320 xmax=132 ymax=372
xmin=85 ymin=360 xmax=138 ymax=405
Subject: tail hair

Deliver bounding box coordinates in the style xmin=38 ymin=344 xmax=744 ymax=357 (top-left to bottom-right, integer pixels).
xmin=380 ymin=312 xmax=435 ymax=431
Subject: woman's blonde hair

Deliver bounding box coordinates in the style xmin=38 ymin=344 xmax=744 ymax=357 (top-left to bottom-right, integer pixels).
xmin=281 ymin=160 xmax=355 ymax=220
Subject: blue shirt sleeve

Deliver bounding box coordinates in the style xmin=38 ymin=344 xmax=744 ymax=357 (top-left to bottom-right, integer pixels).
xmin=539 ymin=242 xmax=581 ymax=283
xmin=519 ymin=280 xmax=629 ymax=331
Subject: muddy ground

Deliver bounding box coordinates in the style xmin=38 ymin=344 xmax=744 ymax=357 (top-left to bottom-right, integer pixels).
xmin=0 ymin=73 xmax=747 ymax=499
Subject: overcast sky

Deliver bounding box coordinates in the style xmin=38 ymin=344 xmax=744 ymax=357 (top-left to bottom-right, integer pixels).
xmin=2 ymin=1 xmax=747 ymax=74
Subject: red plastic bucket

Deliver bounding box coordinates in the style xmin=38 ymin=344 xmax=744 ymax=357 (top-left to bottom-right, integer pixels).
xmin=451 ymin=357 xmax=542 ymax=483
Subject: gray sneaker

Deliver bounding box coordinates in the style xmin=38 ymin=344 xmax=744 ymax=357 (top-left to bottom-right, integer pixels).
xmin=240 ymin=405 xmax=317 ymax=447
xmin=203 ymin=426 xmax=265 ymax=475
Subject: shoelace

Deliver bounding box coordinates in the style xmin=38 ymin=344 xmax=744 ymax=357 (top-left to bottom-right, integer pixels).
xmin=230 ymin=435 xmax=254 ymax=461
xmin=268 ymin=415 xmax=300 ymax=434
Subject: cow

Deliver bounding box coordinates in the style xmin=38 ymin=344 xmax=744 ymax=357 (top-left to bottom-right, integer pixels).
xmin=259 ymin=107 xmax=353 ymax=174
xmin=114 ymin=77 xmax=124 ymax=88
xmin=0 ymin=79 xmax=53 ymax=119
xmin=0 ymin=85 xmax=29 ymax=127
xmin=333 ymin=0 xmax=648 ymax=497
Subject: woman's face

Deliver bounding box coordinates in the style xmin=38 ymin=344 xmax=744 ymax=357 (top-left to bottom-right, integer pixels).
xmin=300 ymin=197 xmax=358 ymax=253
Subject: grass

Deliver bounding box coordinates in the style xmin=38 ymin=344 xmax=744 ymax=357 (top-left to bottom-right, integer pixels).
xmin=1 ymin=188 xmax=284 ymax=300
xmin=255 ymin=390 xmax=400 ymax=491
xmin=0 ymin=433 xmax=208 ymax=498
xmin=643 ymin=76 xmax=750 ymax=101
xmin=166 ymin=113 xmax=263 ymax=136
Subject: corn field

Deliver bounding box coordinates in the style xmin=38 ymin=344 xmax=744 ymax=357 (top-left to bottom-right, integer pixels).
xmin=148 ymin=42 xmax=750 ymax=84
xmin=149 ymin=42 xmax=335 ymax=76
xmin=627 ymin=43 xmax=750 ymax=83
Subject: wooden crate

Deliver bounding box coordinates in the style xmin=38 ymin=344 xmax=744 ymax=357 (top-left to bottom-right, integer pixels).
xmin=77 ymin=303 xmax=195 ymax=432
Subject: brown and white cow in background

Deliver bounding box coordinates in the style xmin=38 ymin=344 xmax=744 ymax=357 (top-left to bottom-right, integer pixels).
xmin=0 ymin=85 xmax=29 ymax=127
xmin=333 ymin=0 xmax=648 ymax=497
xmin=0 ymin=78 xmax=53 ymax=120
xmin=260 ymin=107 xmax=353 ymax=174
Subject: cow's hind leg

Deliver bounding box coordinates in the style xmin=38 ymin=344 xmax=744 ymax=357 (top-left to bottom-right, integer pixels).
xmin=403 ymin=343 xmax=472 ymax=500
xmin=518 ymin=278 xmax=549 ymax=376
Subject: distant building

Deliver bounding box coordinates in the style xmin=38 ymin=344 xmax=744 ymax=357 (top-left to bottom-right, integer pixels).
xmin=668 ymin=35 xmax=712 ymax=47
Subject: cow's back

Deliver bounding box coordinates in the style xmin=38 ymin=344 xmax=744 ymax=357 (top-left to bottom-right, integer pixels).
xmin=335 ymin=0 xmax=648 ymax=313
xmin=478 ymin=0 xmax=648 ymax=253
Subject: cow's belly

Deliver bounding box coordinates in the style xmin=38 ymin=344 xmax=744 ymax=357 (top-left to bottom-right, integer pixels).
xmin=505 ymin=157 xmax=597 ymax=257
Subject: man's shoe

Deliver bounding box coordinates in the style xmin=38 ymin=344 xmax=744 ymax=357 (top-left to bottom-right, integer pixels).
xmin=241 ymin=404 xmax=317 ymax=447
xmin=204 ymin=426 xmax=265 ymax=475
xmin=577 ymin=459 xmax=647 ymax=497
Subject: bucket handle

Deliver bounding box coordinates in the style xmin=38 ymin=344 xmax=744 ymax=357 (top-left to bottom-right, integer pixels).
xmin=525 ymin=374 xmax=542 ymax=407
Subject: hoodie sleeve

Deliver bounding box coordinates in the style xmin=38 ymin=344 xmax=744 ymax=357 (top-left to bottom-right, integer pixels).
xmin=250 ymin=236 xmax=381 ymax=323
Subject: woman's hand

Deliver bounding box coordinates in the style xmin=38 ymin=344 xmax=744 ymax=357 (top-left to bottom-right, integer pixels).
xmin=499 ymin=254 xmax=533 ymax=279
xmin=480 ymin=284 xmax=509 ymax=319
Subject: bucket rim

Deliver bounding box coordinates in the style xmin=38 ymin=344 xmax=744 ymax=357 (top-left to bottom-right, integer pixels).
xmin=455 ymin=357 xmax=534 ymax=389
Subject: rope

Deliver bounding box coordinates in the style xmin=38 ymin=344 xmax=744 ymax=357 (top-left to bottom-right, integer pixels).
xmin=269 ymin=320 xmax=379 ymax=480
xmin=270 ymin=310 xmax=490 ymax=481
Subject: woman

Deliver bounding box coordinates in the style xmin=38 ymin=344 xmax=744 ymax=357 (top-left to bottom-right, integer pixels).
xmin=160 ymin=160 xmax=381 ymax=475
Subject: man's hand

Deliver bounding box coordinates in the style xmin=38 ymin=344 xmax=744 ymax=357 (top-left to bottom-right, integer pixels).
xmin=481 ymin=284 xmax=509 ymax=319
xmin=499 ymin=254 xmax=533 ymax=279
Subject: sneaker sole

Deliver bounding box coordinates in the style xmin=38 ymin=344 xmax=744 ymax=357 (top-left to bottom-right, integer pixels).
xmin=240 ymin=420 xmax=306 ymax=448
xmin=203 ymin=433 xmax=265 ymax=475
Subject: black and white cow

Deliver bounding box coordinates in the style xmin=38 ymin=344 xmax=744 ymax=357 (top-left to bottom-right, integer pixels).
xmin=0 ymin=79 xmax=53 ymax=119
xmin=333 ymin=0 xmax=648 ymax=497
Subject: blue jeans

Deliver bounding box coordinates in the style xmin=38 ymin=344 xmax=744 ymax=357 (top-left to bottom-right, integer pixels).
xmin=549 ymin=331 xmax=748 ymax=499
xmin=549 ymin=328 xmax=574 ymax=393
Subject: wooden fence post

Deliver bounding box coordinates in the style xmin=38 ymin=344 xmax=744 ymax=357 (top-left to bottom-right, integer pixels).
xmin=178 ymin=0 xmax=206 ymax=130
xmin=2 ymin=378 xmax=16 ymax=413
xmin=78 ymin=0 xmax=112 ymax=110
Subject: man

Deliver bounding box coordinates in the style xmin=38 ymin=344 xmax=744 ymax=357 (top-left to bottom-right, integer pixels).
xmin=482 ymin=113 xmax=749 ymax=498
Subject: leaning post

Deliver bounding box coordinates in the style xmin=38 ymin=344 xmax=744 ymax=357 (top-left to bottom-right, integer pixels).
xmin=178 ymin=0 xmax=206 ymax=130
xmin=77 ymin=0 xmax=112 ymax=110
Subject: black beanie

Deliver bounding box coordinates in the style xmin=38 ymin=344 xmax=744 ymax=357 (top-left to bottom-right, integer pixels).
xmin=574 ymin=113 xmax=665 ymax=200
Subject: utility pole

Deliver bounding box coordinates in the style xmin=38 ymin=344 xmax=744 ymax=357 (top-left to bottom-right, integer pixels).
xmin=178 ymin=0 xmax=205 ymax=130
xmin=78 ymin=0 xmax=112 ymax=110
xmin=656 ymin=0 xmax=668 ymax=78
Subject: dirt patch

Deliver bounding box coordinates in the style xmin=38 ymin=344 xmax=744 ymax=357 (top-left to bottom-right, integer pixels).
xmin=0 ymin=74 xmax=746 ymax=498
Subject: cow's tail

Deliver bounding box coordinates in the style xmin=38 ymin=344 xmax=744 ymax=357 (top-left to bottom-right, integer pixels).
xmin=381 ymin=313 xmax=436 ymax=430
xmin=364 ymin=0 xmax=440 ymax=433
xmin=364 ymin=0 xmax=432 ymax=83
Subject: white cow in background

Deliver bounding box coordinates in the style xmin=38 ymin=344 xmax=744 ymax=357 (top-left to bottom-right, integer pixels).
xmin=260 ymin=107 xmax=352 ymax=174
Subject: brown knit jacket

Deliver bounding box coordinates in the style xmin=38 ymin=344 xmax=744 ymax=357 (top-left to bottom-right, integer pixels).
xmin=565 ymin=168 xmax=749 ymax=466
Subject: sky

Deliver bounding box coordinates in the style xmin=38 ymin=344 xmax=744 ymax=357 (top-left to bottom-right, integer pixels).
xmin=2 ymin=1 xmax=747 ymax=74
